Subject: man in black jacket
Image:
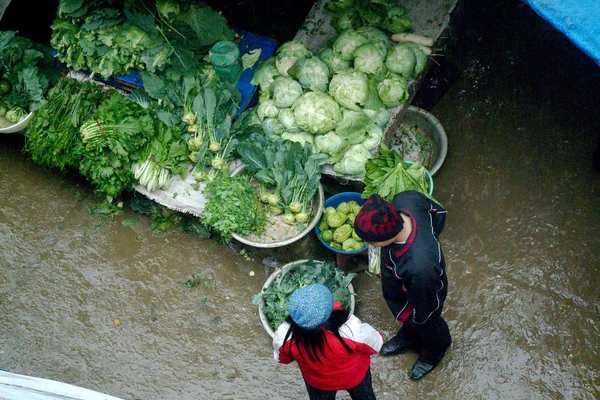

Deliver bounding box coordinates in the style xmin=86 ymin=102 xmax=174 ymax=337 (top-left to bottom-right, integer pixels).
xmin=354 ymin=191 xmax=451 ymax=380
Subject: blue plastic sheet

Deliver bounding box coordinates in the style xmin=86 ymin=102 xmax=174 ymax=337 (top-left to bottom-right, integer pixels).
xmin=523 ymin=0 xmax=600 ymax=66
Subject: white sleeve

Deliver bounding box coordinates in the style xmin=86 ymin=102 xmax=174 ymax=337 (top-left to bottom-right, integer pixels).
xmin=272 ymin=321 xmax=292 ymax=362
xmin=341 ymin=314 xmax=384 ymax=353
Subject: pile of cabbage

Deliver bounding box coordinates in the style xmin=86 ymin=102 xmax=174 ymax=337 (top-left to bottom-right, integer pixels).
xmin=250 ymin=27 xmax=427 ymax=177
xmin=318 ymin=200 xmax=366 ymax=252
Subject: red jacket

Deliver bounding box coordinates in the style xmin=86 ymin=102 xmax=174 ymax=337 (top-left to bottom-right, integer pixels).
xmin=273 ymin=301 xmax=384 ymax=391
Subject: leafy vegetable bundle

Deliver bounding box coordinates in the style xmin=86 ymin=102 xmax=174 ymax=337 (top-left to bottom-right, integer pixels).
xmin=24 ymin=77 xmax=111 ymax=171
xmin=237 ymin=133 xmax=328 ymax=225
xmin=202 ymin=173 xmax=267 ymax=241
xmin=51 ymin=0 xmax=234 ymax=78
xmin=362 ymin=143 xmax=435 ymax=203
xmin=0 ymin=30 xmax=57 ymax=122
xmin=252 ymin=260 xmax=357 ymax=331
xmin=78 ymin=91 xmax=156 ymax=198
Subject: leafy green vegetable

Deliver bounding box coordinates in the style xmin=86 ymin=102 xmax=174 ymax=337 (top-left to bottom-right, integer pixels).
xmin=24 ymin=77 xmax=110 ymax=171
xmin=252 ymin=260 xmax=356 ymax=331
xmin=202 ymin=174 xmax=267 ymax=241
xmin=362 ymin=143 xmax=437 ymax=203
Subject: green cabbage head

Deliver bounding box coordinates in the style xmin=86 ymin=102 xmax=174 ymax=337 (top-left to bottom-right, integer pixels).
xmin=353 ymin=43 xmax=386 ymax=75
xmin=276 ymin=40 xmax=312 ymax=59
xmin=333 ymin=29 xmax=368 ymax=61
xmin=289 ymin=56 xmax=331 ymax=92
xmin=386 ymin=42 xmax=417 ymax=78
xmin=314 ymin=131 xmax=348 ymax=158
xmin=257 ymin=99 xmax=279 ymax=121
xmin=292 ymin=91 xmax=342 ymax=134
xmin=250 ymin=58 xmax=279 ymax=91
xmin=319 ymin=48 xmax=352 ymax=75
xmin=328 ymin=69 xmax=369 ymax=110
xmin=333 ymin=144 xmax=372 ymax=176
xmin=377 ymin=73 xmax=409 ymax=107
xmin=278 ymin=108 xmax=302 ymax=132
xmin=272 ymin=77 xmax=303 ymax=108
xmin=262 ymin=117 xmax=285 ymax=136
xmin=356 ymin=26 xmax=390 ymax=55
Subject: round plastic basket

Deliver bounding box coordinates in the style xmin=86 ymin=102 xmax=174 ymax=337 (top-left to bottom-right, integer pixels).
xmin=315 ymin=192 xmax=368 ymax=255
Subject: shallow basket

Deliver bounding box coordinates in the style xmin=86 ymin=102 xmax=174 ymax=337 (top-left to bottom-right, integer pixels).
xmin=257 ymin=259 xmax=356 ymax=338
xmin=230 ymin=163 xmax=324 ymax=248
xmin=0 ymin=112 xmax=34 ymax=134
xmin=315 ymin=192 xmax=368 ymax=255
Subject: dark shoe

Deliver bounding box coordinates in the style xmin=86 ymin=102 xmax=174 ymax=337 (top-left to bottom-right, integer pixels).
xmin=379 ymin=334 xmax=411 ymax=356
xmin=408 ymin=358 xmax=436 ymax=380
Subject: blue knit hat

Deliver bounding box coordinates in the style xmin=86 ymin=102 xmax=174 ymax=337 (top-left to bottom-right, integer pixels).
xmin=288 ymin=284 xmax=334 ymax=330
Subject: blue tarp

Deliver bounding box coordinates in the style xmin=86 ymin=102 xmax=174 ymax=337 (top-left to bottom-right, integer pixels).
xmin=523 ymin=0 xmax=600 ymax=66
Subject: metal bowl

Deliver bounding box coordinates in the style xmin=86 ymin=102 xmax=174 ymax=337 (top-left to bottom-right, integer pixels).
xmin=0 ymin=112 xmax=34 ymax=134
xmin=257 ymin=259 xmax=356 ymax=338
xmin=229 ymin=163 xmax=324 ymax=248
xmin=389 ymin=105 xmax=448 ymax=176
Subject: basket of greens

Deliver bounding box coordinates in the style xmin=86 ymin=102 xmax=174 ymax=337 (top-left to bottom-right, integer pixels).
xmin=232 ymin=134 xmax=328 ymax=248
xmin=252 ymin=259 xmax=356 ymax=337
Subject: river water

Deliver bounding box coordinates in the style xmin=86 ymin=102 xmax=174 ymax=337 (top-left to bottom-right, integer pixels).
xmin=1 ymin=1 xmax=599 ymax=399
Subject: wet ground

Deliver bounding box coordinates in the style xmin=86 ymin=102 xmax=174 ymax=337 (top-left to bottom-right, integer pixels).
xmin=1 ymin=0 xmax=600 ymax=399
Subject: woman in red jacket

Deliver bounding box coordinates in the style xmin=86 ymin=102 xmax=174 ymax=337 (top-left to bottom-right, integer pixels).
xmin=273 ymin=283 xmax=384 ymax=400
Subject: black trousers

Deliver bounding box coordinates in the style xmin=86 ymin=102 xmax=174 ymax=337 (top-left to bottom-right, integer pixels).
xmin=399 ymin=314 xmax=451 ymax=365
xmin=304 ymin=367 xmax=377 ymax=400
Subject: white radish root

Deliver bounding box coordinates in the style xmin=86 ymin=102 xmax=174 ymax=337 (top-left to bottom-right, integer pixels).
xmin=391 ymin=33 xmax=434 ymax=47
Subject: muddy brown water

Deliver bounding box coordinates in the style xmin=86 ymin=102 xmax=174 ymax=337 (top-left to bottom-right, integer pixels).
xmin=1 ymin=1 xmax=599 ymax=399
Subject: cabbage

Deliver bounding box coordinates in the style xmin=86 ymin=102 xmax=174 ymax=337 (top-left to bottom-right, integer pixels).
xmin=332 ymin=29 xmax=368 ymax=61
xmin=377 ymin=73 xmax=409 ymax=107
xmin=386 ymin=6 xmax=413 ymax=34
xmin=326 ymin=0 xmax=355 ymax=13
xmin=292 ymin=91 xmax=342 ymax=134
xmin=271 ymin=77 xmax=303 ymax=108
xmin=365 ymin=108 xmax=391 ymax=127
xmin=333 ymin=144 xmax=372 ymax=176
xmin=276 ymin=40 xmax=312 ymax=59
xmin=262 ymin=117 xmax=285 ymax=136
xmin=250 ymin=58 xmax=279 ymax=91
xmin=319 ymin=48 xmax=352 ymax=75
xmin=333 ymin=224 xmax=353 ymax=243
xmin=275 ymin=55 xmax=300 ymax=77
xmin=335 ymin=108 xmax=375 ymax=144
xmin=257 ymin=99 xmax=279 ymax=121
xmin=353 ymin=43 xmax=386 ymax=75
xmin=362 ymin=125 xmax=384 ymax=151
xmin=289 ymin=56 xmax=331 ymax=92
xmin=281 ymin=131 xmax=314 ymax=147
xmin=400 ymin=41 xmax=428 ymax=76
xmin=355 ymin=26 xmax=390 ymax=54
xmin=328 ymin=69 xmax=369 ymax=110
xmin=278 ymin=108 xmax=302 ymax=132
xmin=386 ymin=42 xmax=417 ymax=78
xmin=314 ymin=131 xmax=348 ymax=157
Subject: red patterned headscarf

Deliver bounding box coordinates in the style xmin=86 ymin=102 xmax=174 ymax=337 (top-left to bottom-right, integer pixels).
xmin=354 ymin=194 xmax=403 ymax=242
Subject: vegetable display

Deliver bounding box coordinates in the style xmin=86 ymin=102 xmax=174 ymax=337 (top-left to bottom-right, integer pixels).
xmin=318 ymin=201 xmax=366 ymax=252
xmin=252 ymin=260 xmax=356 ymax=331
xmin=249 ymin=18 xmax=429 ymax=178
xmin=236 ymin=133 xmax=328 ymax=225
xmin=0 ymin=30 xmax=56 ymax=121
xmin=327 ymin=0 xmax=413 ymax=35
xmin=51 ymin=0 xmax=234 ymax=78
